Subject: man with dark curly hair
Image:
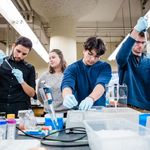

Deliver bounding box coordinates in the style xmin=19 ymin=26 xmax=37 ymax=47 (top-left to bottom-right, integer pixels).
xmin=61 ymin=36 xmax=112 ymax=110
xmin=0 ymin=36 xmax=36 ymax=117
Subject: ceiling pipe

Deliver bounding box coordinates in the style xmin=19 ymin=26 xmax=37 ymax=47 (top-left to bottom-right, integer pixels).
xmin=47 ymin=27 xmax=131 ymax=30
xmin=16 ymin=0 xmax=26 ymax=11
xmin=23 ymin=0 xmax=31 ymax=11
xmin=77 ymin=27 xmax=131 ymax=30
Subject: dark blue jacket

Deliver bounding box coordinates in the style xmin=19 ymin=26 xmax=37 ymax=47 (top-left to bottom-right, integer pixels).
xmin=61 ymin=59 xmax=112 ymax=106
xmin=116 ymin=36 xmax=150 ymax=110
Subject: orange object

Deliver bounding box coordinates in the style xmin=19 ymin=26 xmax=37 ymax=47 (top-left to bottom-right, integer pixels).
xmin=7 ymin=114 xmax=15 ymax=119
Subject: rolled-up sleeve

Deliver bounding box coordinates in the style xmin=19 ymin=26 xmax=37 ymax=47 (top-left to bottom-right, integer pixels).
xmin=61 ymin=64 xmax=76 ymax=92
xmin=96 ymin=63 xmax=112 ymax=87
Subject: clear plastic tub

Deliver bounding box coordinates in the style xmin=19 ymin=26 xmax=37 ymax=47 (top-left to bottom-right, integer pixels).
xmin=66 ymin=107 xmax=141 ymax=130
xmin=84 ymin=118 xmax=150 ymax=150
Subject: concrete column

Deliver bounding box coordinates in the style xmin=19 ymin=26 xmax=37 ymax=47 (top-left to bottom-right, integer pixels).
xmin=50 ymin=17 xmax=77 ymax=65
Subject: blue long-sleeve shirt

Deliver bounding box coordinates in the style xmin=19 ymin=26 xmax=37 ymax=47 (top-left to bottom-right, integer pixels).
xmin=116 ymin=36 xmax=150 ymax=110
xmin=61 ymin=59 xmax=112 ymax=106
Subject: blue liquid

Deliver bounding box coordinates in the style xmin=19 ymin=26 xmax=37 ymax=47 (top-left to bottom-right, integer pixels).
xmin=45 ymin=117 xmax=63 ymax=130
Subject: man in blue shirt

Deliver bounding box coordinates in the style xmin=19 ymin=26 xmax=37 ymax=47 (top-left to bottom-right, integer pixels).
xmin=116 ymin=17 xmax=150 ymax=111
xmin=61 ymin=36 xmax=112 ymax=110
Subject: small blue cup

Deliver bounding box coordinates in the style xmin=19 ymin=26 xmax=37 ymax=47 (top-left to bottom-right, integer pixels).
xmin=139 ymin=113 xmax=150 ymax=126
xmin=45 ymin=117 xmax=63 ymax=130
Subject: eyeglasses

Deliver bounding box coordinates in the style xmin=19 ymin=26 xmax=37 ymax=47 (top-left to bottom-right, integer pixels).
xmin=135 ymin=41 xmax=146 ymax=44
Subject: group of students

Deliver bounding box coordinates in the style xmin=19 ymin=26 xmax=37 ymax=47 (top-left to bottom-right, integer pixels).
xmin=0 ymin=16 xmax=150 ymax=117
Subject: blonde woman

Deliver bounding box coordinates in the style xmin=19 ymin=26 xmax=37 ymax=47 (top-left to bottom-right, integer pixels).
xmin=37 ymin=49 xmax=68 ymax=112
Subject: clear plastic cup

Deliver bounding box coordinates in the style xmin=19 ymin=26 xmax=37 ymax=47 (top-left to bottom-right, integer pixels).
xmin=106 ymin=84 xmax=128 ymax=107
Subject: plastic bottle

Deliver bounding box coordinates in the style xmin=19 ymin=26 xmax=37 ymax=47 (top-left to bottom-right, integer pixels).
xmin=0 ymin=119 xmax=7 ymax=139
xmin=7 ymin=119 xmax=16 ymax=139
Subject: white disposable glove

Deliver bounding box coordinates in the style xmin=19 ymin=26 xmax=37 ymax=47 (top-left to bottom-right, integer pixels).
xmin=0 ymin=50 xmax=6 ymax=65
xmin=134 ymin=17 xmax=148 ymax=32
xmin=12 ymin=68 xmax=24 ymax=84
xmin=63 ymin=94 xmax=78 ymax=109
xmin=79 ymin=97 xmax=94 ymax=110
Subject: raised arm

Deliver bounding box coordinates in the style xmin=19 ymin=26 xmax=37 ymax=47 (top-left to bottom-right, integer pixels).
xmin=116 ymin=17 xmax=148 ymax=67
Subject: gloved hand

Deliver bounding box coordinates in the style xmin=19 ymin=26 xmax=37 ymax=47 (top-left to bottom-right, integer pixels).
xmin=63 ymin=94 xmax=78 ymax=109
xmin=79 ymin=97 xmax=94 ymax=110
xmin=134 ymin=17 xmax=148 ymax=32
xmin=0 ymin=50 xmax=6 ymax=65
xmin=12 ymin=69 xmax=24 ymax=84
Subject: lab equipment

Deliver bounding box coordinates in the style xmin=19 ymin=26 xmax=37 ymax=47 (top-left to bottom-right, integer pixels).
xmin=139 ymin=113 xmax=150 ymax=127
xmin=0 ymin=112 xmax=6 ymax=119
xmin=7 ymin=119 xmax=16 ymax=139
xmin=146 ymin=117 xmax=150 ymax=128
xmin=84 ymin=118 xmax=150 ymax=150
xmin=105 ymin=84 xmax=127 ymax=107
xmin=39 ymin=80 xmax=59 ymax=129
xmin=18 ymin=109 xmax=37 ymax=130
xmin=0 ymin=119 xmax=7 ymax=139
xmin=65 ymin=107 xmax=140 ymax=132
xmin=5 ymin=59 xmax=13 ymax=70
xmin=45 ymin=113 xmax=64 ymax=130
xmin=7 ymin=114 xmax=15 ymax=119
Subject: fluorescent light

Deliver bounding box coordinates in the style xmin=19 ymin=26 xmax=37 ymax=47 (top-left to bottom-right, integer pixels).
xmin=0 ymin=0 xmax=49 ymax=63
xmin=108 ymin=9 xmax=150 ymax=61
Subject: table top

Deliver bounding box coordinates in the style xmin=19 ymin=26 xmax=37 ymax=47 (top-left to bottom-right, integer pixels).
xmin=17 ymin=132 xmax=90 ymax=150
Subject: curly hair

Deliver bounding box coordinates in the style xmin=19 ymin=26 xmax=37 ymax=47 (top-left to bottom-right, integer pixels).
xmin=49 ymin=49 xmax=67 ymax=73
xmin=84 ymin=36 xmax=106 ymax=56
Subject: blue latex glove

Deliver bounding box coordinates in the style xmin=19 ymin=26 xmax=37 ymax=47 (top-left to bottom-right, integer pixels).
xmin=134 ymin=17 xmax=148 ymax=32
xmin=79 ymin=97 xmax=94 ymax=110
xmin=0 ymin=50 xmax=6 ymax=65
xmin=12 ymin=69 xmax=24 ymax=84
xmin=63 ymin=94 xmax=78 ymax=109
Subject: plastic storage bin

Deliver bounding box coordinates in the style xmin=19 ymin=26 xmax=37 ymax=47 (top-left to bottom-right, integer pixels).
xmin=84 ymin=118 xmax=150 ymax=150
xmin=66 ymin=107 xmax=141 ymax=129
xmin=87 ymin=107 xmax=141 ymax=123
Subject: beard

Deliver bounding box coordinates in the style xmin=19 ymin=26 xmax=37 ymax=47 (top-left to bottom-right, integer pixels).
xmin=12 ymin=56 xmax=22 ymax=62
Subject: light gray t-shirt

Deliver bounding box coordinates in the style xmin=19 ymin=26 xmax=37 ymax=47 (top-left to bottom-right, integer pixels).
xmin=37 ymin=72 xmax=68 ymax=112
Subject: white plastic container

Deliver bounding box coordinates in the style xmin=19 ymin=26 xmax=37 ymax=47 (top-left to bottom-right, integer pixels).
xmin=84 ymin=118 xmax=150 ymax=150
xmin=0 ymin=119 xmax=7 ymax=139
xmin=7 ymin=119 xmax=16 ymax=139
xmin=66 ymin=107 xmax=141 ymax=129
